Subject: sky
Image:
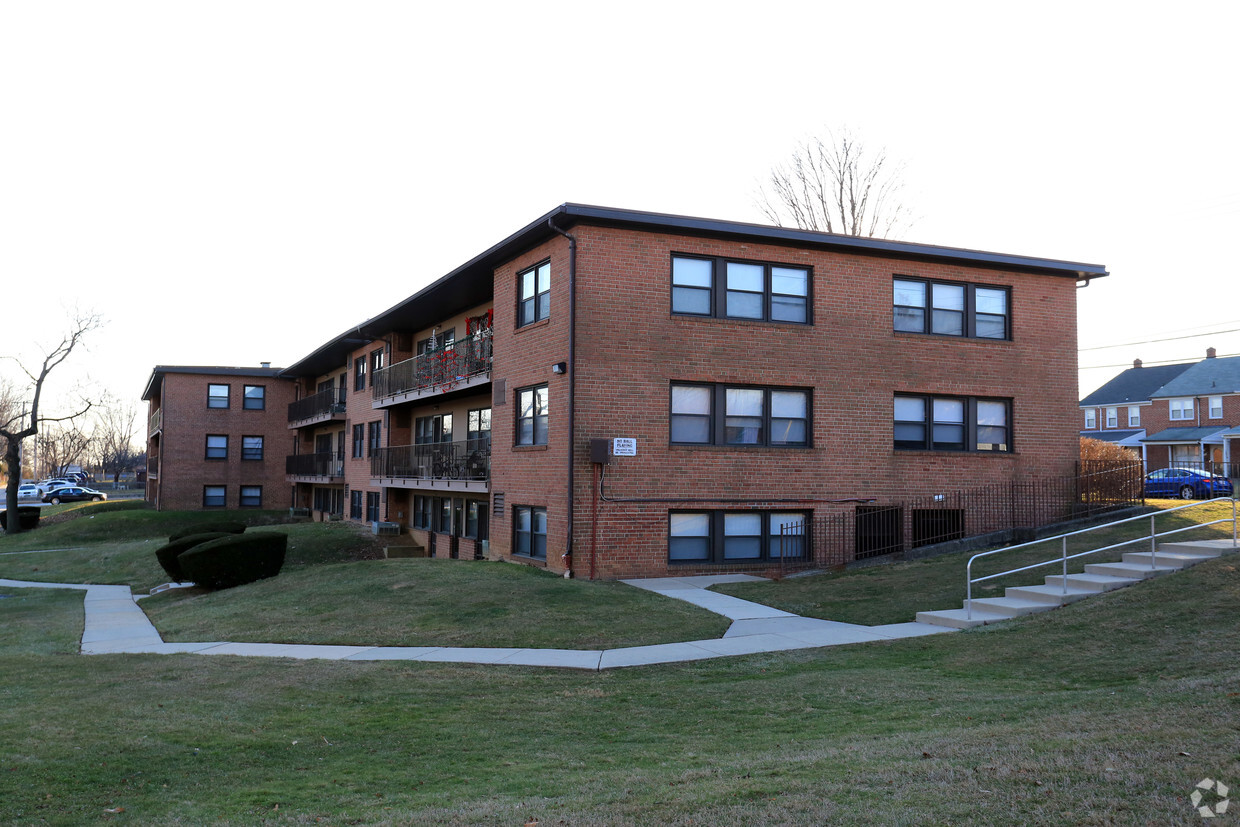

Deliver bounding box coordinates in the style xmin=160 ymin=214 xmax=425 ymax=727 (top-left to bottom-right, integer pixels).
xmin=3 ymin=1 xmax=1239 ymax=417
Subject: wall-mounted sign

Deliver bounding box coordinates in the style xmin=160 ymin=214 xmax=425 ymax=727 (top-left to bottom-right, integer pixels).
xmin=613 ymin=438 xmax=637 ymax=456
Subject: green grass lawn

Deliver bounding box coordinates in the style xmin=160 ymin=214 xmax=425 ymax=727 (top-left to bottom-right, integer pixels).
xmin=1 ymin=552 xmax=1237 ymax=824
xmin=0 ymin=500 xmax=1237 ymax=823
xmin=714 ymin=498 xmax=1238 ymax=625
xmin=0 ymin=505 xmax=729 ymax=649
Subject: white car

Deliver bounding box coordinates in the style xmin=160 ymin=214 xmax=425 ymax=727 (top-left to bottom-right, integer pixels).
xmin=17 ymin=484 xmax=43 ymax=500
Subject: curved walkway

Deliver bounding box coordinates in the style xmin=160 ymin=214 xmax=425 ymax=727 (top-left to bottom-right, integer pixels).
xmin=0 ymin=573 xmax=953 ymax=670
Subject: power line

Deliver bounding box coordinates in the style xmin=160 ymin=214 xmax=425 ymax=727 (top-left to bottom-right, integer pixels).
xmin=1079 ymin=352 xmax=1240 ymax=371
xmin=1079 ymin=324 xmax=1240 ymax=352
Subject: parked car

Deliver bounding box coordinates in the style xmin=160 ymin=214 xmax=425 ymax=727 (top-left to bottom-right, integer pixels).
xmin=40 ymin=479 xmax=73 ymax=491
xmin=42 ymin=486 xmax=108 ymax=504
xmin=1144 ymin=468 xmax=1234 ymax=500
xmin=17 ymin=484 xmax=43 ymax=500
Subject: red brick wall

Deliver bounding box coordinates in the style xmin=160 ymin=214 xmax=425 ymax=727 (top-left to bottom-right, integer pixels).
xmin=489 ymin=236 xmax=573 ymax=572
xmin=553 ymin=225 xmax=1080 ymax=578
xmin=149 ymin=371 xmax=296 ymax=511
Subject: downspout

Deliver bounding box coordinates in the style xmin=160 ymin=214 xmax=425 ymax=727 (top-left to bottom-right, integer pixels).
xmin=548 ymin=217 xmax=577 ymax=577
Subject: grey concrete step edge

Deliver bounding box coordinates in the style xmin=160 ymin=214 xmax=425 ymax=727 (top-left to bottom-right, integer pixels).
xmin=914 ymin=608 xmax=1010 ymax=630
xmin=960 ymin=597 xmax=1056 ymax=618
xmin=1084 ymin=562 xmax=1179 ymax=579
xmin=1122 ymin=551 xmax=1214 ymax=567
xmin=1004 ymin=584 xmax=1100 ymax=606
xmin=1045 ymin=573 xmax=1140 ymax=591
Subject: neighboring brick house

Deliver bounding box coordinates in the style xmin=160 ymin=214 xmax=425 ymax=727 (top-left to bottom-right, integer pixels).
xmin=142 ymin=366 xmax=295 ymax=511
xmin=1079 ymin=359 xmax=1193 ymax=452
xmin=277 ymin=204 xmax=1106 ymax=578
xmin=1140 ymin=350 xmax=1240 ymax=474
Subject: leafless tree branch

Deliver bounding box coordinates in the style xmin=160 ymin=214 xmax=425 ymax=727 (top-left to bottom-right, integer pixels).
xmin=756 ymin=127 xmax=913 ymax=239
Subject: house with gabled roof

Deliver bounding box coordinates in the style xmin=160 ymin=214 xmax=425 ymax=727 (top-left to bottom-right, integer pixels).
xmin=1079 ymin=358 xmax=1193 ymax=452
xmin=1140 ymin=349 xmax=1240 ymax=475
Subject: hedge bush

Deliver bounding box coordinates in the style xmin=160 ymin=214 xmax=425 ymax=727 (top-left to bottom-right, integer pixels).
xmin=167 ymin=521 xmax=246 ymax=542
xmin=178 ymin=532 xmax=288 ymax=590
xmin=154 ymin=532 xmax=233 ymax=582
xmin=0 ymin=507 xmax=41 ymax=531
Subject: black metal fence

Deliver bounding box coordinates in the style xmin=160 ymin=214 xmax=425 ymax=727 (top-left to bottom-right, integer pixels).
xmin=371 ymin=330 xmax=493 ymax=400
xmin=288 ymin=388 xmax=346 ymax=424
xmin=770 ymin=460 xmax=1146 ymax=576
xmin=371 ymin=438 xmax=491 ymax=482
xmin=286 ymin=452 xmax=345 ymax=478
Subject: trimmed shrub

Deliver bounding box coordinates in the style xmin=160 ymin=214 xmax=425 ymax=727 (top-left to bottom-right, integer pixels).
xmin=154 ymin=532 xmax=233 ymax=582
xmin=168 ymin=521 xmax=246 ymax=542
xmin=0 ymin=507 xmax=42 ymax=531
xmin=178 ymin=532 xmax=288 ymax=590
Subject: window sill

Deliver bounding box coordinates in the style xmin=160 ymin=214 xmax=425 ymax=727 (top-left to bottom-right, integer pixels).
xmin=515 ymin=318 xmax=552 ymax=335
xmin=513 ymin=444 xmax=549 ymax=452
xmin=669 ymin=443 xmax=812 ymax=451
xmin=670 ymin=313 xmax=811 ymax=328
xmin=893 ymin=448 xmax=1016 ymax=456
xmin=893 ymin=330 xmax=1012 ymax=344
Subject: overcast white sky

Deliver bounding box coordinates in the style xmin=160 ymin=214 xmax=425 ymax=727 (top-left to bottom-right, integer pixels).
xmin=4 ymin=1 xmax=1239 ymax=415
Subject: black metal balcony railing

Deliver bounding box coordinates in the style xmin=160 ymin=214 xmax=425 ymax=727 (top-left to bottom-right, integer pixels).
xmin=372 ymin=329 xmax=493 ymax=400
xmin=286 ymin=451 xmax=345 ymax=478
xmin=288 ymin=387 xmax=347 ymax=423
xmin=371 ymin=438 xmax=491 ymax=482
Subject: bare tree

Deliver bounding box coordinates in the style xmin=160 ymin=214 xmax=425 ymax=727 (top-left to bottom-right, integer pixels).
xmin=756 ymin=127 xmax=913 ymax=238
xmin=39 ymin=421 xmax=94 ymax=480
xmin=1 ymin=313 xmax=101 ymax=534
xmin=92 ymin=394 xmax=142 ymax=486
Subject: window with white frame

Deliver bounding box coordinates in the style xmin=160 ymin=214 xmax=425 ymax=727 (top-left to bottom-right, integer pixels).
xmin=1128 ymin=406 xmax=1141 ymax=427
xmin=1209 ymin=395 xmax=1223 ymax=419
xmin=1169 ymin=398 xmax=1193 ymax=421
xmin=1084 ymin=409 xmax=1096 ymax=429
xmin=1105 ymin=407 xmax=1118 ymax=428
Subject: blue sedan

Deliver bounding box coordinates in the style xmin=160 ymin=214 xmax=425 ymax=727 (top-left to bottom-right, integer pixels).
xmin=1144 ymin=468 xmax=1234 ymax=500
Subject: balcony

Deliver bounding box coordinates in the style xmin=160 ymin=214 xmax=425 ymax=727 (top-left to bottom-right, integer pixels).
xmin=149 ymin=407 xmax=163 ymax=436
xmin=286 ymin=451 xmax=346 ymax=483
xmin=371 ymin=438 xmax=490 ymax=493
xmin=288 ymin=388 xmax=347 ymax=429
xmin=372 ymin=329 xmax=492 ymax=408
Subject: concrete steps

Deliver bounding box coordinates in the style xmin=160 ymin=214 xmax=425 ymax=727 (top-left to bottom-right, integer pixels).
xmin=916 ymin=539 xmax=1234 ymax=629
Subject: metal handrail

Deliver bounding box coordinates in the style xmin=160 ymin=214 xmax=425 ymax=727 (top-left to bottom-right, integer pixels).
xmin=966 ymin=497 xmax=1237 ymax=619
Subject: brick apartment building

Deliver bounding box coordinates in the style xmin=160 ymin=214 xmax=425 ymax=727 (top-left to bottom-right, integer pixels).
xmin=265 ymin=204 xmax=1107 ymax=578
xmin=142 ymin=366 xmax=295 ymax=511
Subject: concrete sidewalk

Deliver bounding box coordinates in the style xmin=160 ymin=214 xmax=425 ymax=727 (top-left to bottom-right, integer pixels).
xmin=0 ymin=574 xmax=954 ymax=670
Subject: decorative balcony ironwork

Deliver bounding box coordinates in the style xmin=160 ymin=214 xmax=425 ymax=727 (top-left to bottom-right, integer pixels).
xmin=371 ymin=438 xmax=491 ymax=483
xmin=372 ymin=327 xmax=493 ymax=401
xmin=288 ymin=387 xmax=347 ymax=425
xmin=286 ymin=451 xmax=345 ymax=479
